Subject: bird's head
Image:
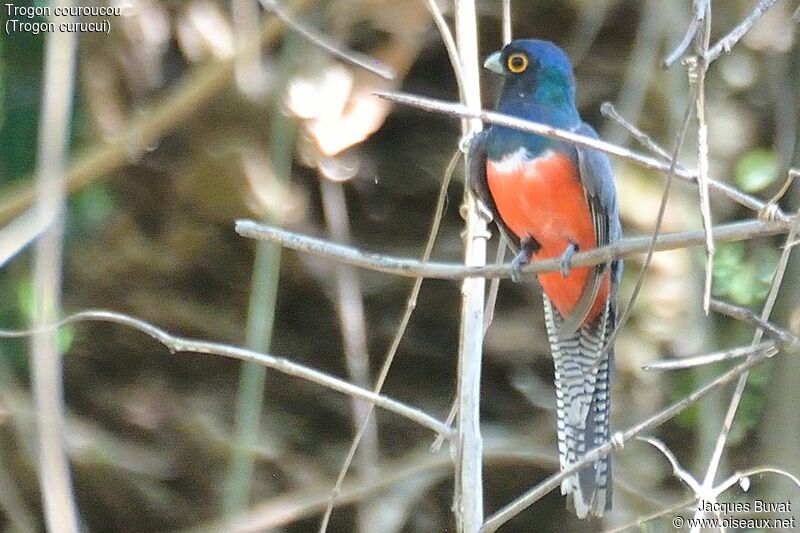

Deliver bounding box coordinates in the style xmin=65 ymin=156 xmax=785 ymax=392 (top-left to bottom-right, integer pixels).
xmin=484 ymin=39 xmax=579 ymax=125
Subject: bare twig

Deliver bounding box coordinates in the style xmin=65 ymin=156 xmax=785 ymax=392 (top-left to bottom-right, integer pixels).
xmin=318 ymin=149 xmax=460 ymax=531
xmin=375 ymin=91 xmax=779 ymax=214
xmin=601 ymin=102 xmax=678 ymax=163
xmin=259 ymin=0 xmax=395 ymax=79
xmin=662 ymin=18 xmax=701 ymax=69
xmin=0 ymin=208 xmax=53 ymax=270
xmin=710 ymin=299 xmax=800 ymax=350
xmin=0 ymin=311 xmax=454 ymax=437
xmin=713 ymin=466 xmax=800 ymax=496
xmin=603 ymin=496 xmax=697 ymax=533
xmin=318 ymin=179 xmax=380 ymax=533
xmin=643 ymin=341 xmax=779 ymax=370
xmin=661 ymin=0 xmax=707 ymax=68
xmin=596 ymin=90 xmax=697 ymax=367
xmin=424 ymin=0 xmax=466 ymax=98
xmin=696 ymin=211 xmax=800 ymax=523
xmin=688 ymin=5 xmax=715 ymax=314
xmin=235 ymin=217 xmax=793 ymax=280
xmin=479 ymin=344 xmax=779 ymax=532
xmin=31 ymin=8 xmax=80 ymax=532
xmin=453 ymin=0 xmax=487 ymax=530
xmin=501 ymin=0 xmax=512 ymax=44
xmin=705 ymin=0 xmax=782 ymax=63
xmin=639 ymin=437 xmax=703 ymax=493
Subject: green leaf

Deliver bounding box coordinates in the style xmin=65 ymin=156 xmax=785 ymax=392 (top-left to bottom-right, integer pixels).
xmin=735 ymin=149 xmax=779 ymax=193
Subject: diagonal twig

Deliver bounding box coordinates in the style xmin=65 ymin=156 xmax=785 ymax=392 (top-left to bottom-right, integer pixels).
xmin=710 ymin=299 xmax=800 ymax=350
xmin=705 ymin=0 xmax=782 ymax=63
xmin=375 ymin=91 xmax=780 ymax=215
xmin=0 ymin=311 xmax=454 ymax=437
xmin=695 ymin=210 xmax=800 ymax=524
xmin=661 ymin=0 xmax=708 ymax=68
xmin=259 ymin=0 xmax=395 ymax=79
xmin=318 ymin=149 xmax=461 ymax=531
xmin=479 ymin=337 xmax=780 ymax=532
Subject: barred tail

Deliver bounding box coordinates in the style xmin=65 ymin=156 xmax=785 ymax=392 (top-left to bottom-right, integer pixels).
xmin=543 ymin=294 xmax=614 ymax=519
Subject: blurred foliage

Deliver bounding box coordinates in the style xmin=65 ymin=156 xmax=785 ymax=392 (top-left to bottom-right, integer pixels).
xmin=0 ymin=0 xmax=798 ymax=532
xmin=711 ymin=242 xmax=778 ymax=306
xmin=735 ymin=148 xmax=779 ymax=193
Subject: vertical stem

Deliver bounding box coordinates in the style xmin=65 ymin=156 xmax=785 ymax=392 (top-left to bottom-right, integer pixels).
xmin=223 ymin=45 xmax=297 ymax=516
xmin=693 ymin=1 xmax=714 ymax=313
xmin=319 ymin=178 xmax=379 ymax=533
xmin=501 ymin=0 xmax=512 ymax=45
xmin=31 ymin=5 xmax=79 ymax=532
xmin=453 ymin=0 xmax=486 ymax=531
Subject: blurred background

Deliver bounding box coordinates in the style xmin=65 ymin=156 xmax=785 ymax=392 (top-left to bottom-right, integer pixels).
xmin=0 ymin=0 xmax=799 ymax=531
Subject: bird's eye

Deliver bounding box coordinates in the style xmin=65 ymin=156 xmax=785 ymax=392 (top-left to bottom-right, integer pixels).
xmin=507 ymin=53 xmax=528 ymax=73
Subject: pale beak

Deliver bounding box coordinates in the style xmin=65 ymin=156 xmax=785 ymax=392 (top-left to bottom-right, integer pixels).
xmin=483 ymin=51 xmax=504 ymax=74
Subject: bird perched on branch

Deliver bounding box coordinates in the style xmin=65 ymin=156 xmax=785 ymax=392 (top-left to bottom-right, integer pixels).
xmin=469 ymin=39 xmax=622 ymax=519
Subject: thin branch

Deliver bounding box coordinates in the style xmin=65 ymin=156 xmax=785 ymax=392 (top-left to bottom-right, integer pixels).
xmin=602 ymin=496 xmax=697 ymax=533
xmin=662 ymin=18 xmax=701 ymax=69
xmin=479 ymin=344 xmax=778 ymax=532
xmin=423 ymin=0 xmax=466 ymax=99
xmin=596 ymin=89 xmax=697 ymax=367
xmin=318 ymin=149 xmax=460 ymax=531
xmin=31 ymin=8 xmax=80 ymax=532
xmin=705 ymin=0 xmax=782 ymax=63
xmin=697 ymin=210 xmax=800 ymax=516
xmin=601 ymin=102 xmax=678 ymax=163
xmin=375 ymin=91 xmax=779 ymax=215
xmin=710 ymin=299 xmax=800 ymax=350
xmin=0 ymin=208 xmax=53 ymax=270
xmin=0 ymin=311 xmax=454 ymax=437
xmin=318 ymin=179 xmax=380 ymax=533
xmin=713 ymin=466 xmax=800 ymax=496
xmin=235 ymin=217 xmax=793 ymax=280
xmin=643 ymin=341 xmax=779 ymax=370
xmin=184 ymin=442 xmax=556 ymax=533
xmin=661 ymin=0 xmax=708 ymax=68
xmin=453 ymin=0 xmax=487 ymax=529
xmin=639 ymin=437 xmax=702 ymax=494
xmin=501 ymin=0 xmax=512 ymax=44
xmin=688 ymin=6 xmax=715 ymax=314
xmin=259 ymin=0 xmax=395 ymax=80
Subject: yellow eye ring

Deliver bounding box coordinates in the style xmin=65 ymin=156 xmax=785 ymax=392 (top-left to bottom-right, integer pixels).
xmin=507 ymin=53 xmax=528 ymax=73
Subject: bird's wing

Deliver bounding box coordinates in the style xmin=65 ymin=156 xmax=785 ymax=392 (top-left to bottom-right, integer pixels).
xmin=467 ymin=128 xmax=521 ymax=250
xmin=557 ymin=123 xmax=622 ymax=339
xmin=574 ymin=123 xmax=621 ymax=251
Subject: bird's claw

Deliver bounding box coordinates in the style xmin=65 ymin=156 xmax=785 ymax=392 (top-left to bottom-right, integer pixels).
xmin=509 ymin=236 xmax=540 ymax=283
xmin=559 ymin=241 xmax=578 ymax=277
xmin=510 ymin=252 xmax=527 ymax=283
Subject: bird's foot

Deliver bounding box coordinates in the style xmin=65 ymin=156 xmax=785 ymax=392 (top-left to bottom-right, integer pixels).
xmin=559 ymin=241 xmax=579 ymax=277
xmin=510 ymin=236 xmax=540 ymax=282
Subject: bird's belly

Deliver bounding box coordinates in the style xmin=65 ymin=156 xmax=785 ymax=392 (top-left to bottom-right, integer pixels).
xmin=486 ymin=151 xmax=609 ymax=320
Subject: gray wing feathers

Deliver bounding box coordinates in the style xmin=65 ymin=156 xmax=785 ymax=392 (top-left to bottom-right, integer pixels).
xmin=544 ymin=293 xmax=614 ymax=518
xmin=574 ymin=123 xmax=621 ymax=246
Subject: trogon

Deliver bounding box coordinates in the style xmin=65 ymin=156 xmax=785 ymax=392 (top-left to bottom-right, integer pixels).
xmin=469 ymin=39 xmax=622 ymax=519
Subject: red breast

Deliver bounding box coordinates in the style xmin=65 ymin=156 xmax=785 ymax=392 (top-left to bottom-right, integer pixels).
xmin=487 ymin=150 xmax=610 ymax=321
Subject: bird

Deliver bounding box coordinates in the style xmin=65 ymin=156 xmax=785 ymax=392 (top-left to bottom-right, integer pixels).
xmin=468 ymin=39 xmax=622 ymax=519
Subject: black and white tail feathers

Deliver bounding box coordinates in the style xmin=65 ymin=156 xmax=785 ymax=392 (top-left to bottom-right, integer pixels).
xmin=543 ymin=293 xmax=615 ymax=519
